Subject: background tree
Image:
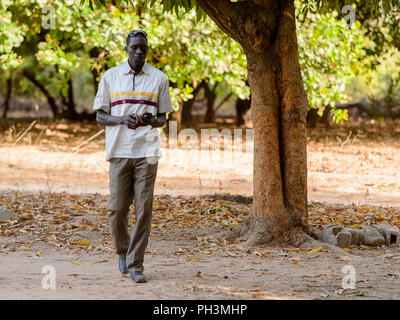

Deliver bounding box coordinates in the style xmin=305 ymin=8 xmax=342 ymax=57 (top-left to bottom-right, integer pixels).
xmin=0 ymin=0 xmax=249 ymax=120
xmin=0 ymin=1 xmax=25 ymax=119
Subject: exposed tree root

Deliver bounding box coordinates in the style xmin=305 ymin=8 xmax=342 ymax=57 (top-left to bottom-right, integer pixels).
xmin=209 ymin=217 xmax=353 ymax=257
xmin=240 ymin=227 xmax=313 ymax=248
xmin=213 ymin=216 xmax=319 ymax=248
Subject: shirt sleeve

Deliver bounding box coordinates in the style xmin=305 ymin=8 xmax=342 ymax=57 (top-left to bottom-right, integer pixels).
xmin=157 ymin=74 xmax=173 ymax=114
xmin=93 ymin=71 xmax=111 ymax=114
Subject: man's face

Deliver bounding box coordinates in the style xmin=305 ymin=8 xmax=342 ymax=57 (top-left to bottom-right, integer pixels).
xmin=125 ymin=35 xmax=148 ymax=66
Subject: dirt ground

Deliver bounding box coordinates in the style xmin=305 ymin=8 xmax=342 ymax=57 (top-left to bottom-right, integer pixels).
xmin=1 ymin=119 xmax=400 ymax=300
xmin=1 ymin=232 xmax=400 ymax=300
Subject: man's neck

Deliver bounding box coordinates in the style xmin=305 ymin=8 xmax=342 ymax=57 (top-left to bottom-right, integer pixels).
xmin=128 ymin=59 xmax=144 ymax=73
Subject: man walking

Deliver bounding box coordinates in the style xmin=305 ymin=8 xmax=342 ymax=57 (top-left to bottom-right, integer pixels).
xmin=93 ymin=30 xmax=173 ymax=283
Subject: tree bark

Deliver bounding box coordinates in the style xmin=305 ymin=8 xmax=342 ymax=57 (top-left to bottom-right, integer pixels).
xmin=2 ymin=71 xmax=13 ymax=118
xmin=61 ymin=77 xmax=77 ymax=119
xmin=204 ymin=82 xmax=217 ymax=123
xmin=197 ymin=0 xmax=309 ymax=245
xmin=235 ymin=96 xmax=251 ymax=126
xmin=181 ymin=99 xmax=193 ymax=124
xmin=272 ymin=0 xmax=309 ymax=241
xmin=91 ymin=68 xmax=100 ymax=94
xmin=23 ymin=69 xmax=60 ymax=118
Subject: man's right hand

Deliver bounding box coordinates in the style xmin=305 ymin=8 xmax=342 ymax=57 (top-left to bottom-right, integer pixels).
xmin=121 ymin=114 xmax=139 ymax=130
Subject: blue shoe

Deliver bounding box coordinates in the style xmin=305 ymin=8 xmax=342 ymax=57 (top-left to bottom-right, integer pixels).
xmin=131 ymin=271 xmax=147 ymax=283
xmin=119 ymin=256 xmax=128 ymax=274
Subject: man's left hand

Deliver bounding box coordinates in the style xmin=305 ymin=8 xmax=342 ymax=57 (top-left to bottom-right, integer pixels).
xmin=137 ymin=112 xmax=154 ymax=126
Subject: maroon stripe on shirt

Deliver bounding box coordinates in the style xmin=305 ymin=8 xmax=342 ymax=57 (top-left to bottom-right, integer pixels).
xmin=111 ymin=99 xmax=158 ymax=108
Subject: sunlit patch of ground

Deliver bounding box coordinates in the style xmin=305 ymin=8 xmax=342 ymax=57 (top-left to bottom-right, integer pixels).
xmin=1 ymin=118 xmax=400 ymax=205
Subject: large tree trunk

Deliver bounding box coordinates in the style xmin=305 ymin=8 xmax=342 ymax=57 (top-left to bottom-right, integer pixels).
xmin=197 ymin=0 xmax=309 ymax=245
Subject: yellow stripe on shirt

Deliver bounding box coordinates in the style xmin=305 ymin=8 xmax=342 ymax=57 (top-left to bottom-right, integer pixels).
xmin=111 ymin=91 xmax=158 ymax=99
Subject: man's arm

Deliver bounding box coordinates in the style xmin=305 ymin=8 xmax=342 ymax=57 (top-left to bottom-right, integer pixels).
xmin=135 ymin=112 xmax=168 ymax=128
xmin=149 ymin=113 xmax=167 ymax=128
xmin=96 ymin=110 xmax=138 ymax=129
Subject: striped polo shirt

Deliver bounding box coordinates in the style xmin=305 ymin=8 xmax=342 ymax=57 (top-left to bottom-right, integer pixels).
xmin=93 ymin=60 xmax=173 ymax=161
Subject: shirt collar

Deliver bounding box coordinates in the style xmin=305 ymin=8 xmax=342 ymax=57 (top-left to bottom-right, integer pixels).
xmin=123 ymin=60 xmax=150 ymax=76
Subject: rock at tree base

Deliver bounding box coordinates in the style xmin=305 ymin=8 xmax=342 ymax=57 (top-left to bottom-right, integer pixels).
xmin=320 ymin=225 xmax=352 ymax=248
xmin=358 ymin=228 xmax=385 ymax=246
xmin=371 ymin=224 xmax=400 ymax=246
xmin=320 ymin=223 xmax=399 ymax=248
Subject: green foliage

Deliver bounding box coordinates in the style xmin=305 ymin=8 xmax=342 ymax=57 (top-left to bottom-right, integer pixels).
xmin=0 ymin=0 xmax=248 ymax=114
xmin=0 ymin=1 xmax=25 ymax=69
xmin=330 ymin=108 xmax=349 ymax=124
xmin=1 ymin=0 xmax=397 ymax=124
xmin=297 ymin=2 xmax=366 ymax=123
xmin=348 ymin=47 xmax=400 ymax=119
xmin=298 ymin=0 xmax=400 ymax=17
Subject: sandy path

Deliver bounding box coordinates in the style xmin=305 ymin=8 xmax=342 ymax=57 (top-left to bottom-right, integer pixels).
xmin=1 ymin=233 xmax=400 ymax=300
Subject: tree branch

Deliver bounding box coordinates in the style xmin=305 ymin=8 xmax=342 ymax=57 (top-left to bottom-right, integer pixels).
xmin=23 ymin=69 xmax=60 ymax=118
xmin=215 ymin=91 xmax=233 ymax=111
xmin=195 ymin=0 xmax=246 ymax=41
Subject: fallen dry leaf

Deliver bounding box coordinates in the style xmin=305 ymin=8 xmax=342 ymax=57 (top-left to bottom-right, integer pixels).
xmin=69 ymin=260 xmax=91 ymax=266
xmin=94 ymin=260 xmax=108 ymax=264
xmin=70 ymin=240 xmax=91 ymax=246
xmin=187 ymin=257 xmax=200 ymax=262
xmin=307 ymin=246 xmax=323 ymax=254
xmin=252 ymin=292 xmax=263 ymax=298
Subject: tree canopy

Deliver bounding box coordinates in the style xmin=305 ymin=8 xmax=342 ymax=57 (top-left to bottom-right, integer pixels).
xmin=0 ymin=0 xmax=384 ymax=122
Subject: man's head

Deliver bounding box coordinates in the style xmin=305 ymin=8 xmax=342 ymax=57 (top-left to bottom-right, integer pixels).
xmin=125 ymin=30 xmax=148 ymax=66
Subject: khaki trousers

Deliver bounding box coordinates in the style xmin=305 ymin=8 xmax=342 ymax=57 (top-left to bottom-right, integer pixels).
xmin=107 ymin=157 xmax=158 ymax=272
